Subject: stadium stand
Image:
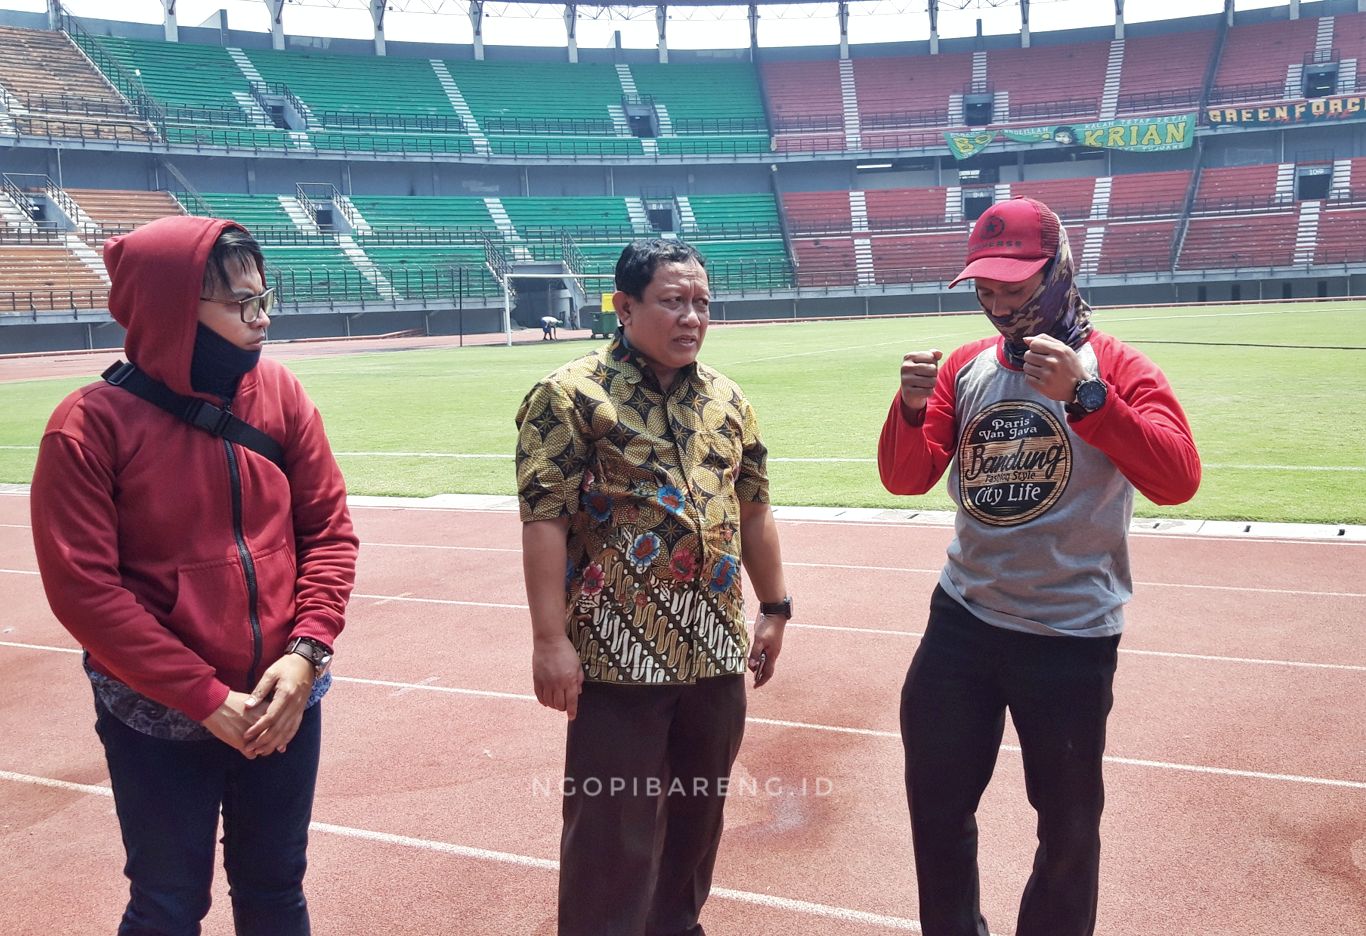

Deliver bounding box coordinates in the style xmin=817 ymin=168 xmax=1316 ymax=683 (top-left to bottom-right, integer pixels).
xmin=1193 ymin=163 xmax=1287 ymax=212
xmin=1178 ymin=211 xmax=1300 ymax=269
xmin=66 ymin=189 xmax=184 ymax=232
xmin=781 ymin=191 xmax=853 ymax=236
xmin=630 ymin=62 xmax=770 ymax=156
xmin=1096 ymin=220 xmax=1178 ymax=275
xmin=854 ymin=52 xmax=974 ymax=150
xmin=1107 ymin=169 xmax=1192 ymax=218
xmin=761 ymin=60 xmax=846 ymax=155
xmin=1115 ymin=29 xmax=1217 ymax=115
xmin=986 ymin=40 xmax=1110 ymax=121
xmin=1006 ymin=178 xmax=1097 ymax=222
xmin=1334 ymin=13 xmax=1366 ymax=92
xmin=865 ymin=187 xmax=953 ymax=230
xmin=0 ymin=242 xmax=109 ymax=312
xmin=1212 ymin=16 xmax=1320 ymax=102
xmin=1314 ymin=206 xmax=1366 ymax=263
xmin=0 ymin=25 xmax=154 ymax=143
xmin=246 ymin=47 xmax=474 ymax=156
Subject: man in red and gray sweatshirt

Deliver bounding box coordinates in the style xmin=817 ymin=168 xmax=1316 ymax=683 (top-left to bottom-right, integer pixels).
xmin=878 ymin=196 xmax=1200 ymax=936
xmin=31 ymin=216 xmax=357 ymax=935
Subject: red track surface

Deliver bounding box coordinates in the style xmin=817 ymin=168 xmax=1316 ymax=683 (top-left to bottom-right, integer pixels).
xmin=2 ymin=492 xmax=1364 ymax=935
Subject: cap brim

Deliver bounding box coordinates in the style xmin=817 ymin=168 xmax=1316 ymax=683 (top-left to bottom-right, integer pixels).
xmin=948 ymin=255 xmax=1050 ymax=289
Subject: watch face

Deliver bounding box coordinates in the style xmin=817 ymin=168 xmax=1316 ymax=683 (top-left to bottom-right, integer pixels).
xmin=1077 ymin=379 xmax=1107 ymax=412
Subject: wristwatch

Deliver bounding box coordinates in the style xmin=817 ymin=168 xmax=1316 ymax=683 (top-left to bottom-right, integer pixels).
xmin=1066 ymin=376 xmax=1108 ymax=417
xmin=286 ymin=636 xmax=333 ymax=676
xmin=758 ymin=596 xmax=793 ymax=620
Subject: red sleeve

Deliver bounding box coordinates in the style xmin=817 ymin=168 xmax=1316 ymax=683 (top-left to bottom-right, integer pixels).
xmin=283 ymin=394 xmax=359 ymax=650
xmin=878 ymin=339 xmax=989 ymax=495
xmin=31 ymin=423 xmax=231 ymax=721
xmin=1070 ymin=333 xmax=1201 ymax=506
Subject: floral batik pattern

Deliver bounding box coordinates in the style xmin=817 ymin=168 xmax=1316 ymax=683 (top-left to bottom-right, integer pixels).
xmin=516 ymin=334 xmax=769 ymax=684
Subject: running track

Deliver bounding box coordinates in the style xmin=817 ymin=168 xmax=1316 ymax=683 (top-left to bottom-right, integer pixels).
xmin=1 ymin=489 xmax=1363 ymax=935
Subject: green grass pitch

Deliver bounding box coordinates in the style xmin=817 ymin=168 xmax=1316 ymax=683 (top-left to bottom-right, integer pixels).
xmin=2 ymin=301 xmax=1362 ymax=525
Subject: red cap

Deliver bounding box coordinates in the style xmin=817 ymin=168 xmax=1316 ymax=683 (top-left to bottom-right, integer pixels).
xmin=949 ymin=196 xmax=1060 ymax=288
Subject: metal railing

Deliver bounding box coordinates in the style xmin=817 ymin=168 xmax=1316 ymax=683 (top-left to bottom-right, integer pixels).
xmin=59 ymin=12 xmax=169 ymax=138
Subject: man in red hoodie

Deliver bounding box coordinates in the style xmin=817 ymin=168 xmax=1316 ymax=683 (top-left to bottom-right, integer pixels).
xmin=31 ymin=216 xmax=358 ymax=935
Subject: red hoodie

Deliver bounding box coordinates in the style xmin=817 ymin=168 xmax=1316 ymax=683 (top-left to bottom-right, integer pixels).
xmin=31 ymin=216 xmax=358 ymax=722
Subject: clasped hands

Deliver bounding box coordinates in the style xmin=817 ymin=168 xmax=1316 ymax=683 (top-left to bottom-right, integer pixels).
xmin=200 ymin=652 xmax=315 ymax=759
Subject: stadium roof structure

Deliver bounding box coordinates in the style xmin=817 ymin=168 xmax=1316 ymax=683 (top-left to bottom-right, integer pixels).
xmin=33 ymin=0 xmax=1262 ymax=60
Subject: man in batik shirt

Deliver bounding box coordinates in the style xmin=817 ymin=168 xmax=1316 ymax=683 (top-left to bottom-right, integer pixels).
xmin=517 ymin=239 xmax=791 ymax=936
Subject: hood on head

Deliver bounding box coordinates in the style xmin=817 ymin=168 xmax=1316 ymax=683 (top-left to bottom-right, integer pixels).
xmin=104 ymin=215 xmax=259 ymax=397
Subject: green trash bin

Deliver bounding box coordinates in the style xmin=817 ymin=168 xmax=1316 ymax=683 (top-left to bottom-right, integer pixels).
xmin=593 ymin=310 xmax=618 ymax=338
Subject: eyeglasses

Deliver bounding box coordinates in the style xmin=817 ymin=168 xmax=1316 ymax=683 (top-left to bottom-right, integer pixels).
xmin=199 ymin=287 xmax=276 ymax=324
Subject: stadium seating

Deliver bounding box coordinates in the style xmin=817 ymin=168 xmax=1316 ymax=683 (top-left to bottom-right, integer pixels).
xmin=247 ymin=47 xmax=474 ymax=156
xmin=630 ymin=62 xmax=770 ymax=156
xmin=1314 ymin=207 xmax=1366 ymax=263
xmin=865 ymin=187 xmax=951 ymax=230
xmin=986 ymin=40 xmax=1109 ymax=121
xmin=1107 ymin=169 xmax=1192 ymax=218
xmin=349 ymin=196 xmax=498 ymax=233
xmin=90 ymin=35 xmax=301 ymax=150
xmin=853 ymin=52 xmax=973 ymax=150
xmin=1116 ymin=29 xmax=1216 ymax=115
xmin=1006 ymin=178 xmax=1097 ymax=221
xmin=1334 ymin=13 xmax=1366 ymax=93
xmin=66 ymin=189 xmax=183 ymax=232
xmin=791 ymin=236 xmax=858 ymax=288
xmin=762 ymin=60 xmax=845 ymax=155
xmin=0 ymin=243 xmax=109 ymax=311
xmin=1192 ymin=163 xmax=1286 ymax=213
xmin=0 ymin=25 xmax=154 ymax=143
xmin=781 ymin=192 xmax=852 ymax=236
xmin=1096 ymin=220 xmax=1177 ymax=275
xmin=871 ymin=233 xmax=966 ymax=285
xmin=1178 ymin=212 xmax=1299 ymax=269
xmin=1213 ymin=16 xmax=1320 ymax=102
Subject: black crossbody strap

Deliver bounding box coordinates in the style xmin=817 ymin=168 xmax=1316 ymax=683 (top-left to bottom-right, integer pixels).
xmin=101 ymin=361 xmax=287 ymax=474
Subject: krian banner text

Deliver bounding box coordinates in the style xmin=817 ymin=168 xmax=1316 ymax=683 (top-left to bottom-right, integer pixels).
xmin=945 ymin=115 xmax=1195 ymax=160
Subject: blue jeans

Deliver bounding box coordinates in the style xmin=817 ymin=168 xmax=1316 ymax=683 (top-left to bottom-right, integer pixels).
xmin=94 ymin=695 xmax=322 ymax=936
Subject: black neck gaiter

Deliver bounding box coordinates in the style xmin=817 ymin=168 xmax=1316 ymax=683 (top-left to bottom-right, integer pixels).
xmin=190 ymin=324 xmax=260 ymax=400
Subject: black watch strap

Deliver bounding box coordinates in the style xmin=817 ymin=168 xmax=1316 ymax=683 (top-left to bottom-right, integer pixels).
xmin=758 ymin=596 xmax=793 ymax=619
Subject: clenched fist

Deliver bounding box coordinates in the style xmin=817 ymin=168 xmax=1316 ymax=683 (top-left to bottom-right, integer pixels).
xmin=900 ymin=349 xmax=943 ymax=414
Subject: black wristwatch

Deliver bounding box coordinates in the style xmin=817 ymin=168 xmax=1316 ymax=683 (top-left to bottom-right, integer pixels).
xmin=286 ymin=636 xmax=333 ymax=676
xmin=1066 ymin=376 xmax=1107 ymax=417
xmin=758 ymin=596 xmax=793 ymax=620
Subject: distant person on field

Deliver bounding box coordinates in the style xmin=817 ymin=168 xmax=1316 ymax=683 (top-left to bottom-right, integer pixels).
xmin=542 ymin=315 xmax=559 ymax=340
xmin=516 ymin=239 xmax=791 ymax=936
xmin=878 ymin=196 xmax=1200 ymax=936
xmin=31 ymin=216 xmax=358 ymax=936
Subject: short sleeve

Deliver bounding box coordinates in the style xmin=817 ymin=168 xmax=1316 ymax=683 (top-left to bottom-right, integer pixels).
xmin=734 ymin=394 xmax=769 ymax=504
xmin=515 ymin=379 xmax=591 ymax=521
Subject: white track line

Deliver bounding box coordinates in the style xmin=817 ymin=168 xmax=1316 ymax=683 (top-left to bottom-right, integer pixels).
xmin=1 ymin=641 xmax=1361 ymax=791
xmin=0 ymin=765 xmax=939 ymax=933
xmin=6 ymin=572 xmax=1363 ymax=671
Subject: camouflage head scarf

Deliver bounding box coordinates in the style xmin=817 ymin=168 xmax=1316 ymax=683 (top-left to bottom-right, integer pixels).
xmin=978 ymin=226 xmax=1093 ymax=368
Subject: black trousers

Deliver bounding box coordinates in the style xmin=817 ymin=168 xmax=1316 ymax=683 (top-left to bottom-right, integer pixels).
xmin=558 ymin=675 xmax=747 ymax=936
xmin=901 ymin=586 xmax=1120 ymax=936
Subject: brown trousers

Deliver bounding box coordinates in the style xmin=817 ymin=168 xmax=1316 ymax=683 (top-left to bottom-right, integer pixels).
xmin=558 ymin=675 xmax=747 ymax=936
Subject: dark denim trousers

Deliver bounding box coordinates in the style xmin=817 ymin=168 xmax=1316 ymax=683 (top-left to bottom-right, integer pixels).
xmin=901 ymin=585 xmax=1120 ymax=936
xmin=94 ymin=697 xmax=322 ymax=936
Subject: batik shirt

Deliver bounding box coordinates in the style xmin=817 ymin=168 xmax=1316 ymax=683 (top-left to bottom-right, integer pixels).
xmin=516 ymin=332 xmax=769 ymax=684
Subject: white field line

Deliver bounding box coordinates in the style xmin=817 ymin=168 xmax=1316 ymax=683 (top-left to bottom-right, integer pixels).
xmin=1 ymin=641 xmax=1362 ymax=791
xmin=0 ymin=766 xmax=942 ymax=933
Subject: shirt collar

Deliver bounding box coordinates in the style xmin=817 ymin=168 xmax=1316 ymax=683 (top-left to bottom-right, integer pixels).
xmin=608 ymin=327 xmax=699 ymax=391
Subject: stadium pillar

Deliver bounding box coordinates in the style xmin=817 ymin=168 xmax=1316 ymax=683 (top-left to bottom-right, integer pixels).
xmin=838 ymin=1 xmax=849 ymax=59
xmin=565 ymin=4 xmax=578 ymax=63
xmin=748 ymin=4 xmax=759 ymax=54
xmin=1289 ymin=0 xmax=1299 ymax=18
xmin=929 ymin=0 xmax=939 ymax=54
xmin=657 ymin=5 xmax=668 ymax=64
xmin=371 ymin=0 xmax=386 ymax=55
xmin=1114 ymin=0 xmax=1124 ymax=40
xmin=162 ymin=0 xmax=178 ymax=42
xmin=1224 ymin=0 xmax=1234 ymax=27
xmin=1020 ymin=0 xmax=1030 ymax=48
xmin=470 ymin=1 xmax=485 ymax=60
xmin=267 ymin=0 xmax=285 ymax=50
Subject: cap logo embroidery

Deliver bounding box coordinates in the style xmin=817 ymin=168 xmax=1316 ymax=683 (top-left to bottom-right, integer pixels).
xmin=983 ymin=216 xmax=1006 ymax=238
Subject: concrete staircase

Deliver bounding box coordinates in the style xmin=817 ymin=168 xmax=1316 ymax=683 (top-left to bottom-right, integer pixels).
xmin=838 ymin=59 xmax=861 ymax=149
xmin=675 ymin=195 xmax=699 ymax=234
xmin=1079 ymin=226 xmax=1105 ymax=276
xmin=430 ymin=60 xmax=490 ymax=155
xmin=1090 ymin=176 xmax=1113 ymax=221
xmin=1293 ymin=200 xmax=1321 ymax=265
xmin=1100 ymin=39 xmax=1124 ymax=120
xmin=337 ymin=233 xmax=399 ymax=299
xmin=1275 ymin=163 xmax=1297 ymax=203
xmin=279 ymin=195 xmax=322 ymax=235
xmin=484 ymin=197 xmax=531 ymax=259
xmin=853 ymin=237 xmax=875 ymax=287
